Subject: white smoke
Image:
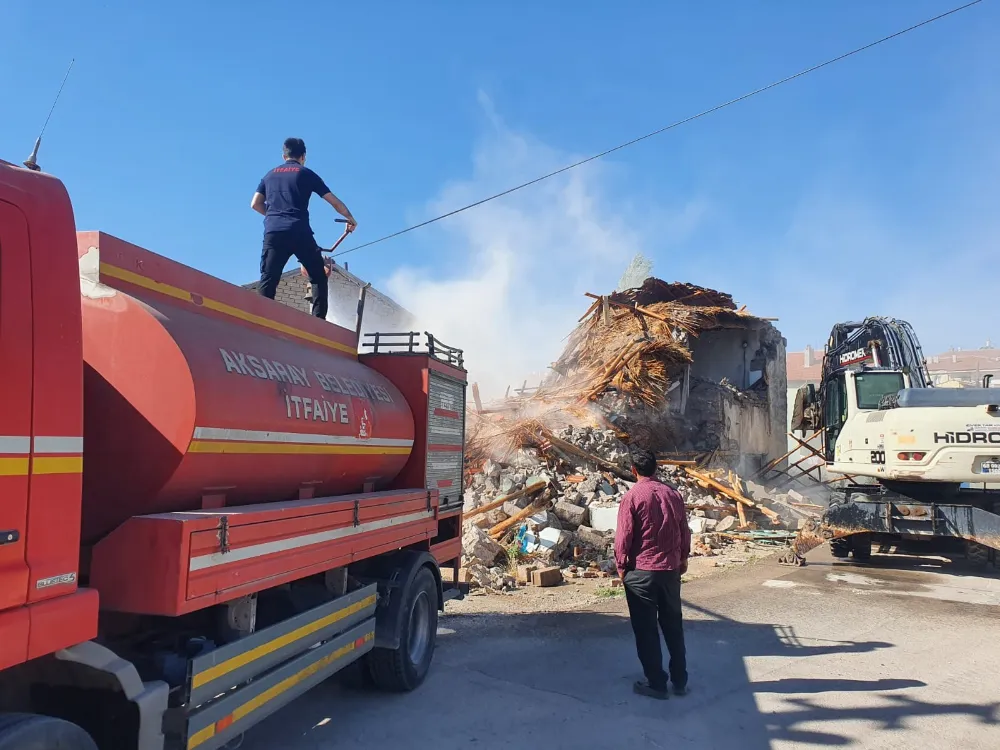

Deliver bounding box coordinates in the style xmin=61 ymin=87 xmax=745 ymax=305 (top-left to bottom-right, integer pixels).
xmin=384 ymin=94 xmax=705 ymax=400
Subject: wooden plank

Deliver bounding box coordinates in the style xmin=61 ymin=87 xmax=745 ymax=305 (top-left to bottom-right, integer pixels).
xmin=577 ymin=297 xmax=602 ymax=322
xmin=584 ymin=293 xmax=675 ymax=325
xmin=754 ymin=429 xmax=823 ymax=478
xmin=731 ymin=471 xmax=748 ymax=528
xmin=684 ymin=468 xmax=756 ymax=508
xmin=543 ymin=432 xmax=633 ymax=481
xmin=463 ymin=480 xmax=547 ymax=521
xmin=686 ymin=503 xmax=736 ymax=512
xmin=471 ymin=382 xmax=483 ymax=413
xmin=789 ymin=431 xmax=824 ymax=456
xmin=684 ymin=467 xmax=782 ymax=523
xmin=488 ymin=500 xmax=547 ymax=538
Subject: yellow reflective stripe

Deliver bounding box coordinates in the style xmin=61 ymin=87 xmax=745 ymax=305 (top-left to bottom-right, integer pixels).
xmin=32 ymin=457 xmax=84 ymax=475
xmin=186 ymin=723 xmax=216 ymax=749
xmin=0 ymin=458 xmax=30 ymax=476
xmin=187 ymin=631 xmax=375 ymax=749
xmin=99 ymin=263 xmax=193 ymax=303
xmin=99 ymin=262 xmax=356 ymax=355
xmin=188 ymin=441 xmax=410 ymax=456
xmin=192 ymin=594 xmax=377 ymax=689
xmin=199 ymin=297 xmax=356 ymax=355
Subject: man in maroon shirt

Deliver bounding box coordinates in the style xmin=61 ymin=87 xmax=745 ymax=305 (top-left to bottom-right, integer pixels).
xmin=615 ymin=446 xmax=691 ymax=700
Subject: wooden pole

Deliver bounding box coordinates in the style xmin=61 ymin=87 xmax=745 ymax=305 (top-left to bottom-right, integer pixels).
xmin=464 ymin=480 xmax=547 ymax=521
xmin=489 ymin=499 xmax=547 ymax=538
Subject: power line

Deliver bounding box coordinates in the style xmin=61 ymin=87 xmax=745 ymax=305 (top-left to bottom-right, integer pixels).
xmin=334 ymin=0 xmax=983 ymax=259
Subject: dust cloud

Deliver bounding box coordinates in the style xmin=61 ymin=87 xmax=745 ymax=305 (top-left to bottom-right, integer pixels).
xmin=384 ymin=96 xmax=703 ymax=401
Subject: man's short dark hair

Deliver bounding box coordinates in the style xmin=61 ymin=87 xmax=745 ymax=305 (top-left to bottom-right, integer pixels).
xmin=283 ymin=138 xmax=306 ymax=160
xmin=630 ymin=446 xmax=657 ymax=478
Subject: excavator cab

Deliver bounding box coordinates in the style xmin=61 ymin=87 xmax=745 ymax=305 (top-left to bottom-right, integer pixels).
xmin=821 ymin=370 xmax=910 ymax=461
xmin=821 ymin=372 xmax=847 ymax=461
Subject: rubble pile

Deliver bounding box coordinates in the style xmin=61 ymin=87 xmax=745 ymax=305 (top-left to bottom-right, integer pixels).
xmin=459 ymin=276 xmax=798 ymax=593
xmin=459 ymin=423 xmax=827 ymax=592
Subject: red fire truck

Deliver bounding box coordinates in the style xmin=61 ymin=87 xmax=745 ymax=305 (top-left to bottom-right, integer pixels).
xmin=0 ymin=158 xmax=466 ymax=749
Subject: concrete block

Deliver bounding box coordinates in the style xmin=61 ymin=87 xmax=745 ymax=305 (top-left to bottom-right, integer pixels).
xmin=745 ymin=480 xmax=771 ymax=501
xmin=589 ymin=503 xmax=620 ymax=533
xmin=503 ymin=501 xmax=524 ymax=518
xmin=716 ymin=515 xmax=738 ymax=532
xmin=525 ymin=527 xmax=571 ymax=559
xmin=574 ymin=526 xmax=611 ymax=549
xmin=516 ymin=564 xmax=538 ymax=585
xmin=528 ymin=510 xmax=561 ymax=531
xmin=462 ymin=526 xmax=504 ymax=566
xmin=531 ymin=566 xmax=563 ymax=587
xmin=464 ymin=564 xmax=493 ymax=589
xmin=689 ymin=517 xmax=709 ymax=534
xmin=554 ymin=501 xmax=588 ymax=529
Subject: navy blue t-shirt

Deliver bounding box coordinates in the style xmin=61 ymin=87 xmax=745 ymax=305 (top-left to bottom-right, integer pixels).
xmin=255 ymin=160 xmax=332 ymax=235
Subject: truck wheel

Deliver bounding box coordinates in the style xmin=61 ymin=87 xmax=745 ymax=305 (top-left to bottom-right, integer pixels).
xmin=0 ymin=714 xmax=97 ymax=750
xmin=851 ymin=534 xmax=873 ymax=562
xmin=367 ymin=567 xmax=438 ymax=692
xmin=967 ymin=542 xmax=991 ymax=568
xmin=830 ymin=538 xmax=851 ymax=559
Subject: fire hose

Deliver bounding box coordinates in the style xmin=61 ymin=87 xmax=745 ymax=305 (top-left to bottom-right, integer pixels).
xmin=300 ymin=219 xmax=352 ymax=279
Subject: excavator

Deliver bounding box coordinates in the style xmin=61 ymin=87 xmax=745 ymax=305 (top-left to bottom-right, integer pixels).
xmin=783 ymin=317 xmax=1000 ymax=568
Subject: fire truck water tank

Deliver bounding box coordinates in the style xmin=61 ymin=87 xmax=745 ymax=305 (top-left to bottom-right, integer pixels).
xmin=80 ymin=290 xmax=414 ymax=544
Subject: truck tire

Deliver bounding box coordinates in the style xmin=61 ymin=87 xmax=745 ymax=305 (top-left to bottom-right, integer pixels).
xmin=367 ymin=567 xmax=438 ymax=692
xmin=830 ymin=538 xmax=851 ymax=559
xmin=851 ymin=534 xmax=873 ymax=562
xmin=0 ymin=714 xmax=98 ymax=750
xmin=967 ymin=542 xmax=991 ymax=568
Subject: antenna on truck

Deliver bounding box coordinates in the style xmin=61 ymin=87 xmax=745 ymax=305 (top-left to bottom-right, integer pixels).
xmin=23 ymin=59 xmax=75 ymax=172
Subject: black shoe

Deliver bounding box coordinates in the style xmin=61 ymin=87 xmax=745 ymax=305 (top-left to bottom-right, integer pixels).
xmin=633 ymin=680 xmax=669 ymax=700
xmin=672 ymin=683 xmax=689 ymax=696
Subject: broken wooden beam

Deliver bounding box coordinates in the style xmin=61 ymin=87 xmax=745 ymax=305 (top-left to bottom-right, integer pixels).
xmin=683 ymin=467 xmax=781 ymax=523
xmin=753 ymin=429 xmax=823 ymax=478
xmin=463 ymin=480 xmax=547 ymax=521
xmin=542 ymin=432 xmax=633 ymax=481
xmin=488 ymin=499 xmax=548 ymax=538
xmin=684 ymin=467 xmax=756 ymax=508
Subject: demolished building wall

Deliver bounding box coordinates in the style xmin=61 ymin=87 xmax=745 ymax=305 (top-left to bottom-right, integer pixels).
xmin=671 ymin=323 xmax=788 ymax=475
xmin=458 ymin=277 xmax=795 ymax=591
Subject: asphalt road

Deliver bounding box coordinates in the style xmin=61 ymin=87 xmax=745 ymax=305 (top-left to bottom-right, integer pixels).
xmin=242 ymin=548 xmax=1000 ymax=749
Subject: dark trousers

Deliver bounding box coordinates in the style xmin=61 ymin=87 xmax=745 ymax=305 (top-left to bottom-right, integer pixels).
xmin=259 ymin=232 xmax=328 ymax=319
xmin=623 ymin=568 xmax=687 ymax=691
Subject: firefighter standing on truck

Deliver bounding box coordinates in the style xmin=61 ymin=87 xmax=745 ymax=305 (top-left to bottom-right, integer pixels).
xmin=251 ymin=137 xmax=357 ymax=319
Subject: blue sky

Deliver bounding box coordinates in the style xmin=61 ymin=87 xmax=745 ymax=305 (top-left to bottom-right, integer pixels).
xmin=2 ymin=1 xmax=997 ymax=395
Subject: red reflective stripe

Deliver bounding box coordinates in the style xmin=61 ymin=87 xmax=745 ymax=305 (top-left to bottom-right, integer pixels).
xmin=433 ymin=408 xmax=460 ymax=419
xmin=437 ymin=480 xmax=453 ymax=488
xmin=428 ymin=444 xmax=462 ymax=452
xmin=354 ymin=637 xmax=367 ymax=649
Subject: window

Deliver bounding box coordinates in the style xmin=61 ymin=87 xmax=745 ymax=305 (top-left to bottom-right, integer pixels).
xmin=854 ymin=372 xmax=905 ymax=410
xmin=823 ymin=374 xmax=848 ymax=461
